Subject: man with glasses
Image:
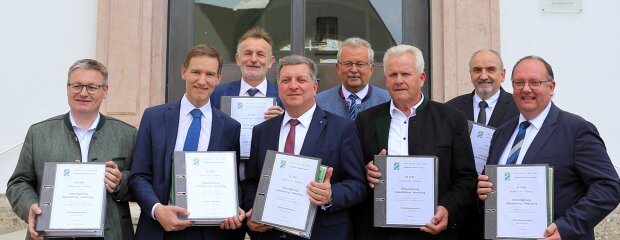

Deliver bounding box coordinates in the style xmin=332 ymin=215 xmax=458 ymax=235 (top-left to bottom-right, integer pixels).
xmin=7 ymin=59 xmax=137 ymax=240
xmin=444 ymin=49 xmax=519 ymax=239
xmin=477 ymin=56 xmax=620 ymax=240
xmin=316 ymin=37 xmax=390 ymax=120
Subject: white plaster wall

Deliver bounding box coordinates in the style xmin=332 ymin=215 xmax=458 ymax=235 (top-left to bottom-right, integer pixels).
xmin=500 ymin=0 xmax=620 ymax=168
xmin=0 ymin=1 xmax=98 ymax=193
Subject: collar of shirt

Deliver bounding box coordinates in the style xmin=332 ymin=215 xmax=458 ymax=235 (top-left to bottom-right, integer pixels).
xmin=69 ymin=111 xmax=100 ymax=162
xmin=474 ymin=89 xmax=500 ymax=110
xmin=180 ymin=94 xmax=212 ymax=117
xmin=389 ymin=92 xmax=425 ymax=119
xmin=518 ymin=101 xmax=552 ymax=131
xmin=341 ymin=84 xmax=369 ymax=104
xmin=240 ymin=78 xmax=268 ymax=97
xmin=498 ymin=101 xmax=552 ymax=165
xmin=69 ymin=111 xmax=100 ymax=133
xmin=281 ymin=103 xmax=316 ymax=129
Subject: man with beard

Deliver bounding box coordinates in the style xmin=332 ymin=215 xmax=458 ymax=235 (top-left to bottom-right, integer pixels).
xmin=316 ymin=37 xmax=390 ymax=120
xmin=445 ymin=49 xmax=519 ymax=239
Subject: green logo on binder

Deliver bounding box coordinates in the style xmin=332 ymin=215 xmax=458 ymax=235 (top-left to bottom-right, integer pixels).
xmin=477 ymin=131 xmax=484 ymax=138
xmin=193 ymin=158 xmax=199 ymax=166
xmin=63 ymin=169 xmax=70 ymax=176
xmin=504 ymin=172 xmax=511 ymax=181
xmin=280 ymin=160 xmax=286 ymax=168
xmin=237 ymin=102 xmax=243 ymax=109
xmin=394 ymin=162 xmax=400 ymax=170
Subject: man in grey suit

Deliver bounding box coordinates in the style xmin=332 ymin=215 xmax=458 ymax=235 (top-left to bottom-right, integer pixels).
xmin=7 ymin=59 xmax=136 ymax=240
xmin=444 ymin=49 xmax=519 ymax=239
xmin=316 ymin=37 xmax=390 ymax=119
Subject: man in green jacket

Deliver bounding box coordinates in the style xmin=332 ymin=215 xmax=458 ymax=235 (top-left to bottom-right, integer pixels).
xmin=6 ymin=59 xmax=136 ymax=240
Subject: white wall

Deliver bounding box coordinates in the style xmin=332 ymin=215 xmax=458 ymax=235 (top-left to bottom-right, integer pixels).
xmin=500 ymin=0 xmax=620 ymax=168
xmin=0 ymin=1 xmax=98 ymax=193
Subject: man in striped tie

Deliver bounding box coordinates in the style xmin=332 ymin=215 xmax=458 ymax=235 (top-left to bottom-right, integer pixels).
xmin=477 ymin=55 xmax=620 ymax=240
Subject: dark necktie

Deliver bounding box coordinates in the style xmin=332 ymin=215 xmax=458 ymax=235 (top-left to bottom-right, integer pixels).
xmin=284 ymin=119 xmax=300 ymax=154
xmin=348 ymin=93 xmax=359 ymax=120
xmin=506 ymin=121 xmax=531 ymax=165
xmin=183 ymin=109 xmax=202 ymax=151
xmin=477 ymin=100 xmax=488 ymax=125
xmin=247 ymin=88 xmax=259 ymax=97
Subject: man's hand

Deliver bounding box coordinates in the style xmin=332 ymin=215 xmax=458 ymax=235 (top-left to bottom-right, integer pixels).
xmin=154 ymin=204 xmax=193 ymax=232
xmin=264 ymin=105 xmax=284 ymax=120
xmin=477 ymin=174 xmax=493 ymax=200
xmin=105 ymin=161 xmax=122 ymax=193
xmin=366 ymin=149 xmax=387 ymax=188
xmin=420 ymin=206 xmax=449 ymax=235
xmin=220 ymin=207 xmax=245 ymax=230
xmin=544 ymin=223 xmax=562 ymax=240
xmin=246 ymin=209 xmax=272 ymax=232
xmin=28 ymin=203 xmax=43 ymax=240
xmin=308 ymin=167 xmax=333 ymax=206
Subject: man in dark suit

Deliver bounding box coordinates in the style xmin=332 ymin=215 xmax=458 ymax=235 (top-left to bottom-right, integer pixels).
xmin=356 ymin=44 xmax=478 ymax=240
xmin=445 ymin=49 xmax=519 ymax=239
xmin=243 ymin=55 xmax=367 ymax=240
xmin=130 ymin=44 xmax=246 ymax=240
xmin=477 ymin=55 xmax=620 ymax=240
xmin=209 ymin=27 xmax=283 ymax=117
xmin=445 ymin=49 xmax=518 ymax=127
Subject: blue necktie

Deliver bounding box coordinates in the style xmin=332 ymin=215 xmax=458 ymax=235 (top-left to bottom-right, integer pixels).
xmin=183 ymin=109 xmax=202 ymax=151
xmin=505 ymin=121 xmax=531 ymax=165
xmin=247 ymin=88 xmax=259 ymax=97
xmin=348 ymin=94 xmax=359 ymax=119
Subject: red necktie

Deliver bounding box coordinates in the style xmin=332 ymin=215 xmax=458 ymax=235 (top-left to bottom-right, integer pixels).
xmin=284 ymin=119 xmax=300 ymax=154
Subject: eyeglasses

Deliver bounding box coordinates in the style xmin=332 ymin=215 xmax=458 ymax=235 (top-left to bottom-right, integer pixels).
xmin=512 ymin=80 xmax=551 ymax=90
xmin=338 ymin=61 xmax=369 ymax=69
xmin=67 ymin=83 xmax=105 ymax=94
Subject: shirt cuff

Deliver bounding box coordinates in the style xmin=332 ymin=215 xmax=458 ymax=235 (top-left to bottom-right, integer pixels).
xmin=151 ymin=203 xmax=162 ymax=220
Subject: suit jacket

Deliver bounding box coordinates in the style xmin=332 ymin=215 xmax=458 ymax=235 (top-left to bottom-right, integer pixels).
xmin=486 ymin=103 xmax=620 ymax=240
xmin=7 ymin=113 xmax=136 ymax=240
xmin=210 ymin=79 xmax=283 ymax=110
xmin=129 ymin=101 xmax=244 ymax=240
xmin=243 ymin=106 xmax=367 ymax=240
xmin=353 ymin=99 xmax=478 ymax=240
xmin=445 ymin=87 xmax=519 ymax=128
xmin=315 ymin=84 xmax=390 ymax=118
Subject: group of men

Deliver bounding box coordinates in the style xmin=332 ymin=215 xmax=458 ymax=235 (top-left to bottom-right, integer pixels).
xmin=7 ymin=27 xmax=619 ymax=240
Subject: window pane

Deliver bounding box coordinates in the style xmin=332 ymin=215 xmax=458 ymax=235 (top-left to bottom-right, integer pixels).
xmin=194 ymin=0 xmax=291 ymax=62
xmin=305 ymin=0 xmax=401 ymax=63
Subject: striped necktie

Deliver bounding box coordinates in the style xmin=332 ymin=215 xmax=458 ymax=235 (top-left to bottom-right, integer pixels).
xmin=348 ymin=93 xmax=359 ymax=119
xmin=505 ymin=121 xmax=531 ymax=165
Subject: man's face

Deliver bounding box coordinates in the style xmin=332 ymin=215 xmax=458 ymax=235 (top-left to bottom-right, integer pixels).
xmin=336 ymin=46 xmax=375 ymax=93
xmin=469 ymin=50 xmax=505 ymax=97
xmin=511 ymin=59 xmax=555 ymax=119
xmin=278 ymin=64 xmax=318 ymax=115
xmin=67 ymin=69 xmax=108 ymax=117
xmin=181 ymin=55 xmax=221 ymax=108
xmin=235 ymin=37 xmax=275 ymax=82
xmin=385 ymin=52 xmax=425 ymax=108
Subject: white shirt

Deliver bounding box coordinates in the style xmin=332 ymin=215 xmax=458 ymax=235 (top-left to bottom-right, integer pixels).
xmin=341 ymin=84 xmax=369 ymax=105
xmin=279 ymin=104 xmax=316 ymax=154
xmin=239 ymin=78 xmax=268 ymax=97
xmin=174 ymin=94 xmax=213 ymax=151
xmin=498 ymin=102 xmax=552 ymax=165
xmin=388 ymin=93 xmax=425 ymax=155
xmin=69 ymin=112 xmax=100 ymax=162
xmin=473 ymin=90 xmax=500 ymax=124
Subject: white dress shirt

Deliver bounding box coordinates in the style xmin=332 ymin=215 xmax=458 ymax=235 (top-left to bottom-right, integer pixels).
xmin=174 ymin=95 xmax=213 ymax=151
xmin=278 ymin=104 xmax=316 ymax=154
xmin=498 ymin=102 xmax=552 ymax=165
xmin=388 ymin=93 xmax=425 ymax=155
xmin=239 ymin=78 xmax=268 ymax=97
xmin=341 ymin=84 xmax=369 ymax=105
xmin=473 ymin=90 xmax=500 ymax=124
xmin=69 ymin=112 xmax=100 ymax=162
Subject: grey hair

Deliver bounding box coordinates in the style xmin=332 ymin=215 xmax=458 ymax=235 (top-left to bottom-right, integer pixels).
xmin=383 ymin=44 xmax=425 ymax=74
xmin=337 ymin=37 xmax=375 ymax=64
xmin=469 ymin=49 xmax=504 ymax=69
xmin=511 ymin=55 xmax=554 ymax=81
xmin=278 ymin=55 xmax=318 ymax=82
xmin=67 ymin=59 xmax=108 ymax=84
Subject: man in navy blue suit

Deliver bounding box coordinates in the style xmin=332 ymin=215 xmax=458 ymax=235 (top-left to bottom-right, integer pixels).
xmin=243 ymin=55 xmax=367 ymax=240
xmin=477 ymin=55 xmax=620 ymax=240
xmin=130 ymin=44 xmax=246 ymax=240
xmin=210 ymin=27 xmax=283 ymax=118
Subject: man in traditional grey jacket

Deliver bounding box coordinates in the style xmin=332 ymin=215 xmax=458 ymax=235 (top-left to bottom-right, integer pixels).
xmin=6 ymin=59 xmax=136 ymax=240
